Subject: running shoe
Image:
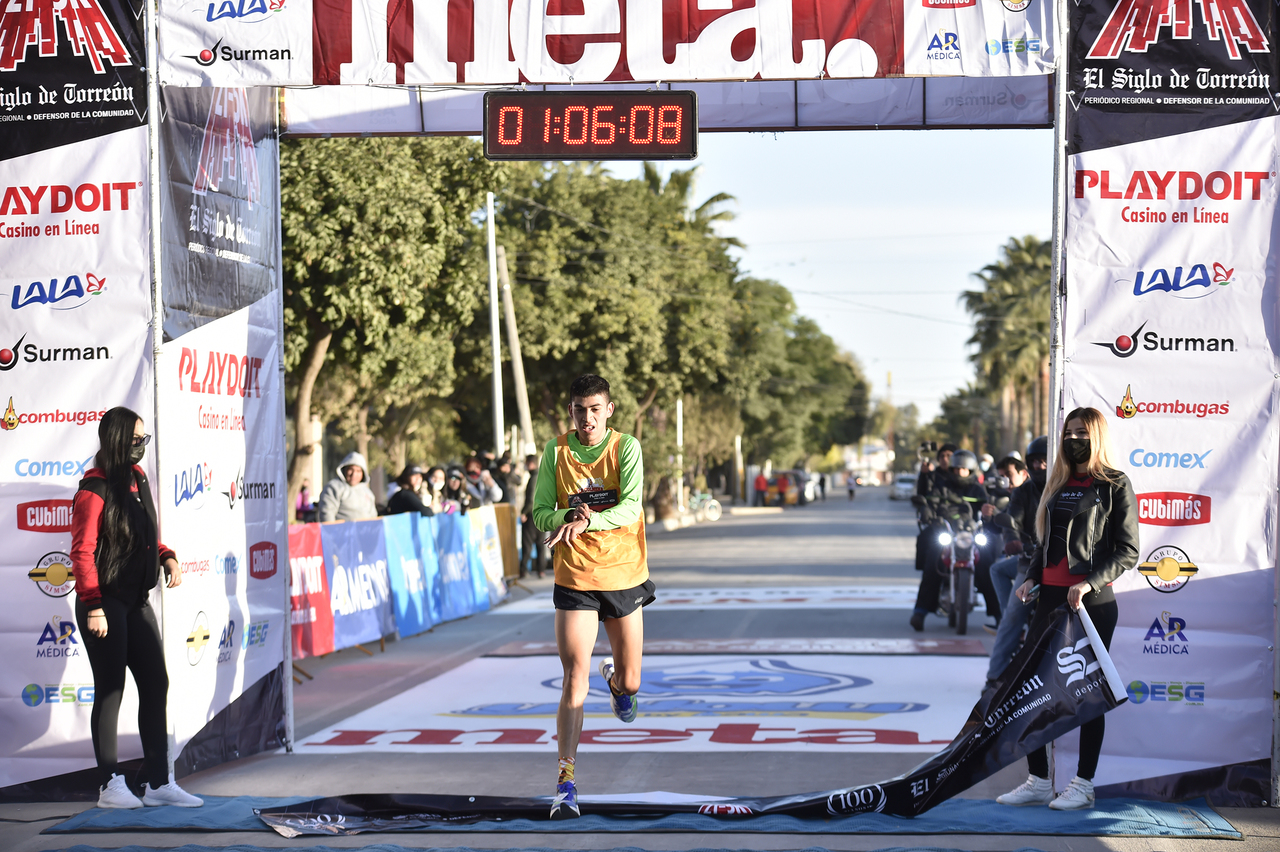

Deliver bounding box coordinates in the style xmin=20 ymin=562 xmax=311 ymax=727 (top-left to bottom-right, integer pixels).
xmin=142 ymin=775 xmax=204 ymax=807
xmin=996 ymin=774 xmax=1054 ymax=806
xmin=550 ymin=780 xmax=579 ymax=819
xmin=599 ymin=657 xmax=637 ymax=723
xmin=97 ymin=774 xmax=143 ymax=809
xmin=1049 ymin=776 xmax=1095 ymax=810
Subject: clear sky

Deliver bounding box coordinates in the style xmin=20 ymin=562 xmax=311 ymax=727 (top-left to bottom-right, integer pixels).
xmin=645 ymin=128 xmax=1054 ymax=422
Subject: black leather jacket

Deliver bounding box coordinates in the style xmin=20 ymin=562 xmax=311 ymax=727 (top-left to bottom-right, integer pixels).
xmin=993 ymin=474 xmax=1044 ymax=552
xmin=1027 ymin=470 xmax=1139 ymax=593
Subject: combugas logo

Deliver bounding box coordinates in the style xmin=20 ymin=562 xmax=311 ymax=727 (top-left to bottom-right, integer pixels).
xmin=29 ymin=552 xmax=75 ymax=597
xmin=1114 ymin=385 xmax=1229 ymax=419
xmin=1143 ymin=612 xmax=1189 ymax=654
xmin=187 ymin=612 xmax=212 ymax=665
xmin=1138 ymin=545 xmax=1199 ymax=593
xmin=2 ymin=397 xmax=17 ymax=431
xmin=1094 ymin=322 xmax=1235 ymax=357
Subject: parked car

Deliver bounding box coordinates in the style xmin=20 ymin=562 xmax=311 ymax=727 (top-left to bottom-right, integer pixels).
xmin=889 ymin=473 xmax=918 ymax=501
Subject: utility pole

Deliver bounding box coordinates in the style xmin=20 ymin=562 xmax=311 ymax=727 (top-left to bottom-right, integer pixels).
xmin=675 ymin=396 xmax=684 ymax=513
xmin=497 ymin=244 xmax=535 ymax=457
xmin=486 ymin=192 xmax=505 ymax=459
xmin=886 ymin=371 xmax=895 ymax=473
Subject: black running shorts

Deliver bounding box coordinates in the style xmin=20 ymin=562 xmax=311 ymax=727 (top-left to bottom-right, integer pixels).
xmin=553 ymin=579 xmax=657 ymax=621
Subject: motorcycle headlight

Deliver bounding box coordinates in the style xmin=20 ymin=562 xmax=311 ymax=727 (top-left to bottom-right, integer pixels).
xmin=955 ymin=531 xmax=974 ymax=548
xmin=974 ymin=533 xmax=988 ymax=547
xmin=938 ymin=532 xmax=953 ymax=546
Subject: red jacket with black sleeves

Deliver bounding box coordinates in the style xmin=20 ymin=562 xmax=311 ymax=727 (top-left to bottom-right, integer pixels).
xmin=71 ymin=466 xmax=175 ymax=608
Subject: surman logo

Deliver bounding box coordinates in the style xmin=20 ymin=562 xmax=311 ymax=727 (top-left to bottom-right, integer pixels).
xmin=1087 ymin=0 xmax=1268 ymax=60
xmin=1056 ymin=637 xmax=1101 ymax=686
xmin=184 ymin=39 xmax=224 ymax=67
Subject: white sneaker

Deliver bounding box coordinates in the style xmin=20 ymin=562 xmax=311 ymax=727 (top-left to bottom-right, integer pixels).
xmin=97 ymin=773 xmax=143 ymax=809
xmin=142 ymin=775 xmax=204 ymax=808
xmin=996 ymin=774 xmax=1054 ymax=806
xmin=1049 ymin=775 xmax=1095 ymax=810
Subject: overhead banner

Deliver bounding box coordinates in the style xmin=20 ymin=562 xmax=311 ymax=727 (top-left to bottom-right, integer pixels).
xmin=0 ymin=0 xmax=153 ymax=788
xmin=1058 ymin=0 xmax=1278 ymax=803
xmin=158 ymin=0 xmax=1054 ymax=87
xmin=156 ymin=292 xmax=289 ymax=759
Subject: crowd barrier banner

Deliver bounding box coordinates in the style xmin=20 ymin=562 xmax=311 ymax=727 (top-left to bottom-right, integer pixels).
xmin=289 ymin=523 xmax=334 ymax=659
xmin=319 ymin=520 xmax=396 ymax=651
xmin=156 ymin=293 xmax=289 ymax=758
xmin=1056 ymin=0 xmax=1277 ymax=802
xmin=470 ymin=506 xmax=510 ymax=606
xmin=158 ymin=0 xmax=1054 ymax=87
xmin=383 ymin=514 xmax=440 ymax=639
xmin=0 ymin=0 xmax=153 ymax=787
xmin=435 ymin=512 xmax=491 ymax=623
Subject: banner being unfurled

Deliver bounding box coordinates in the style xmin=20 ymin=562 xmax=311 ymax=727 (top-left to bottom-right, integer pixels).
xmin=156 ymin=0 xmax=1055 ymax=87
xmin=259 ymin=605 xmax=1124 ymax=834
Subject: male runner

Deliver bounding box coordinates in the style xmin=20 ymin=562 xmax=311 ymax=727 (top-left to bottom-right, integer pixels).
xmin=533 ymin=374 xmax=653 ymax=819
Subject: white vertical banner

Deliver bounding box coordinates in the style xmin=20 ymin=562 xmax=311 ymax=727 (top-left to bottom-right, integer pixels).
xmin=1057 ymin=117 xmax=1279 ymax=788
xmin=155 ymin=293 xmax=287 ymax=757
xmin=0 ymin=126 xmax=155 ymax=787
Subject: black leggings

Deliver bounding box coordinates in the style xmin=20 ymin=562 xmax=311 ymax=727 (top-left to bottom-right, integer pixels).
xmin=1025 ymin=584 xmax=1118 ymax=781
xmin=75 ymin=597 xmax=170 ymax=788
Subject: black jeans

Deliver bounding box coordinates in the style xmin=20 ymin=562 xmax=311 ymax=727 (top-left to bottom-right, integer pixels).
xmin=75 ymin=596 xmax=170 ymax=788
xmin=520 ymin=518 xmax=547 ymax=576
xmin=1025 ymin=583 xmax=1118 ymax=781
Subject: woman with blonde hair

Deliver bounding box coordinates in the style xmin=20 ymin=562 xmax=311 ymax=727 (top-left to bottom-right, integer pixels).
xmin=997 ymin=406 xmax=1139 ymax=810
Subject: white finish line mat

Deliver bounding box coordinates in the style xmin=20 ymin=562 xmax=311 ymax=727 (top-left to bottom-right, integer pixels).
xmin=495 ymin=586 xmax=920 ymax=613
xmin=296 ymin=654 xmax=987 ymax=753
xmin=487 ymin=638 xmax=989 ymax=656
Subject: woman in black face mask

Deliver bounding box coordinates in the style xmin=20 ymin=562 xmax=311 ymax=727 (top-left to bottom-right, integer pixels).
xmin=997 ymin=407 xmax=1139 ymax=811
xmin=70 ymin=407 xmax=202 ymax=810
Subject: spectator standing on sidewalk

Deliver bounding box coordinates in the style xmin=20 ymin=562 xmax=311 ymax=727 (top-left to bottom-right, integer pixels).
xmin=520 ymin=454 xmax=548 ymax=578
xmin=387 ymin=464 xmax=433 ymax=515
xmin=443 ymin=466 xmax=472 ymax=514
xmin=464 ymin=456 xmax=504 ymax=505
xmin=753 ymin=472 xmax=768 ymax=506
xmin=317 ymin=452 xmax=378 ymax=522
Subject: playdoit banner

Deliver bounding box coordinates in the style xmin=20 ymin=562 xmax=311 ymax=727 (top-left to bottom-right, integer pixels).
xmin=157 ymin=0 xmax=1054 ymax=87
xmin=155 ymin=293 xmax=288 ymax=760
xmin=0 ymin=0 xmax=152 ymax=784
xmin=1057 ymin=0 xmax=1277 ymax=803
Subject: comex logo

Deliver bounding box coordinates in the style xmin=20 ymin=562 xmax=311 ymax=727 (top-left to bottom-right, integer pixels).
xmin=1126 ymin=681 xmax=1205 ymax=705
xmin=1128 ymin=448 xmax=1210 ymax=470
xmin=1138 ymin=545 xmax=1198 ymax=593
xmin=1143 ymin=612 xmax=1189 ymax=655
xmin=1056 ymin=637 xmax=1101 ymax=686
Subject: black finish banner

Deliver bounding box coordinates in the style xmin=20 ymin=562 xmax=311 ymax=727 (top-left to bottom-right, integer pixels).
xmin=1068 ymin=0 xmax=1278 ymax=153
xmin=258 ymin=606 xmax=1124 ymax=836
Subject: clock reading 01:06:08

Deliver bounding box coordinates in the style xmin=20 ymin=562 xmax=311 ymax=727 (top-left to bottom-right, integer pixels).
xmin=483 ymin=91 xmax=698 ymax=161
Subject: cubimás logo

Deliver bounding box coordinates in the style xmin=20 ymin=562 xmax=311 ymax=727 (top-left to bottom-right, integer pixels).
xmin=1094 ymin=322 xmax=1235 ymax=357
xmin=1143 ymin=611 xmax=1188 ymax=655
xmin=29 ymin=552 xmax=75 ymax=597
xmin=18 ymin=499 xmax=74 ymax=533
xmin=249 ymin=541 xmax=278 ymax=580
xmin=1126 ymin=680 xmax=1204 ymax=705
xmin=1137 ymin=492 xmax=1210 ymax=527
xmin=36 ymin=615 xmax=79 ymax=658
xmin=11 ymin=274 xmax=107 ymax=310
xmin=1114 ymin=384 xmax=1229 ymax=419
xmin=1138 ymin=545 xmax=1199 ymax=593
xmin=187 ymin=611 xmax=211 ymax=665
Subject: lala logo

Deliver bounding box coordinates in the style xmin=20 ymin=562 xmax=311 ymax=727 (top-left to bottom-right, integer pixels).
xmin=205 ymin=0 xmax=286 ymax=22
xmin=1131 ymin=262 xmax=1233 ymax=298
xmin=11 ymin=274 xmax=107 ymax=310
xmin=175 ymin=462 xmax=214 ymax=509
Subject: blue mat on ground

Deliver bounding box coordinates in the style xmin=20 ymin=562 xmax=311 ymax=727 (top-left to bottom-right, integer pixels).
xmin=44 ymin=795 xmax=1239 ymax=838
xmin=42 ymin=847 xmax=1054 ymax=852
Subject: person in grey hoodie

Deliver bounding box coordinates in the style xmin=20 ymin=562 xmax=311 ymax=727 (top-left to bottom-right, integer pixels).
xmin=317 ymin=452 xmax=378 ymax=522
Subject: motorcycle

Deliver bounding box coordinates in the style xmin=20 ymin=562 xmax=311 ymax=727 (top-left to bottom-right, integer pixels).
xmin=932 ymin=515 xmax=989 ymax=636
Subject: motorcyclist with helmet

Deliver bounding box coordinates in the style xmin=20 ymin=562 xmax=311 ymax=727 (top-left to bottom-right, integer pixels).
xmin=910 ymin=449 xmax=993 ymax=631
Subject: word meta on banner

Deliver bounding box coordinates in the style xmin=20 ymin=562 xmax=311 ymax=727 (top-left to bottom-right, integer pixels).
xmin=484 ymin=91 xmax=697 ymax=161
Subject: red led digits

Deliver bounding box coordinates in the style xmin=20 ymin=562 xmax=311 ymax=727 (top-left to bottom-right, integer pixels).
xmin=658 ymin=105 xmax=681 ymax=144
xmin=497 ymin=106 xmax=523 ymax=146
xmin=484 ymin=91 xmax=696 ymax=160
xmin=591 ymin=106 xmax=617 ymax=144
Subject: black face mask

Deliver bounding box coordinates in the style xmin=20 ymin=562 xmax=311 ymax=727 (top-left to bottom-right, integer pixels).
xmin=1029 ymin=467 xmax=1047 ymax=487
xmin=948 ymin=468 xmax=973 ymax=486
xmin=1062 ymin=438 xmax=1091 ymax=465
xmin=129 ymin=444 xmax=146 ymax=464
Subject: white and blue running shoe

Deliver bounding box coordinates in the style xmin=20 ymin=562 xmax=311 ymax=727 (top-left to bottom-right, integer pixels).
xmin=550 ymin=780 xmax=579 ymax=819
xmin=599 ymin=657 xmax=637 ymax=723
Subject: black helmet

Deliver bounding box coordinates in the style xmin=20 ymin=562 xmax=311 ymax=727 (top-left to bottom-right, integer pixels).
xmin=950 ymin=449 xmax=979 ymax=471
xmin=1026 ymin=435 xmax=1049 ymax=460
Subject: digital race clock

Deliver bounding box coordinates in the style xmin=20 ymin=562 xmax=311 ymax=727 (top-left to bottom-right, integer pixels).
xmin=483 ymin=91 xmax=698 ymax=161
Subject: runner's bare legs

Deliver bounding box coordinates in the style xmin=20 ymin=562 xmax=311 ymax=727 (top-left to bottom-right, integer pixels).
xmin=555 ymin=606 xmax=644 ymax=761
xmin=602 ymin=607 xmax=644 ymax=695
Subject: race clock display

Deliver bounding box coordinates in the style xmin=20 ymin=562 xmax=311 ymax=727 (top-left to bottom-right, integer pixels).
xmin=483 ymin=91 xmax=697 ymax=161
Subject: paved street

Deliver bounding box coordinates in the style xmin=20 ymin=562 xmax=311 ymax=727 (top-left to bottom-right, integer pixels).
xmin=3 ymin=487 xmax=1277 ymax=850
